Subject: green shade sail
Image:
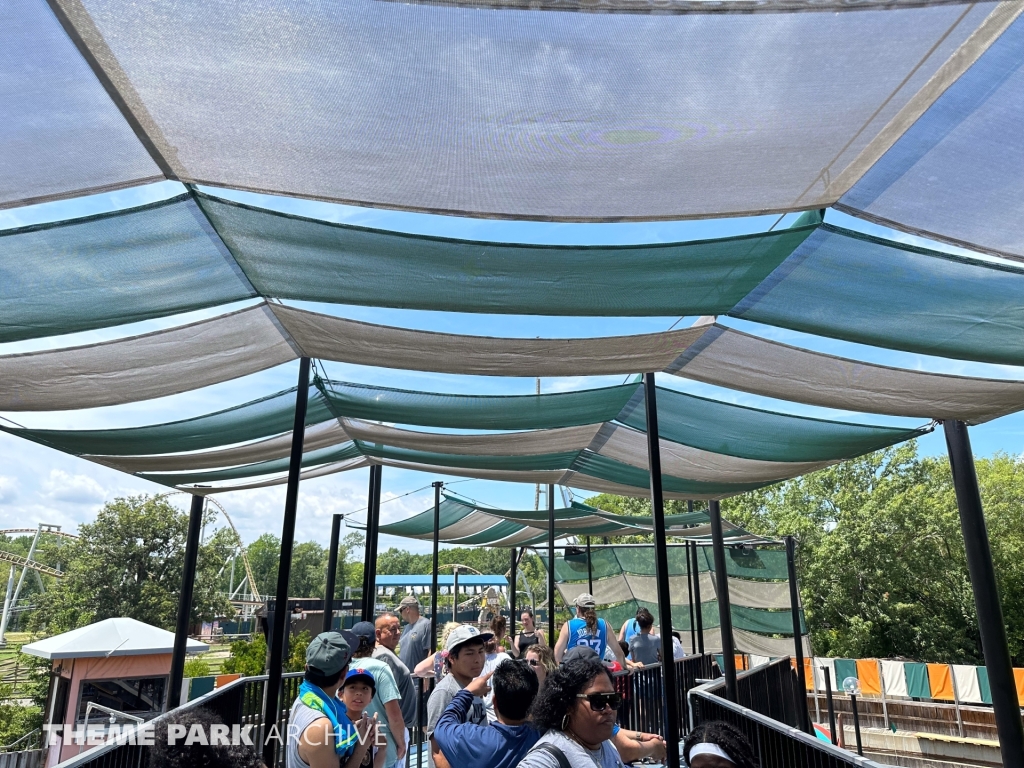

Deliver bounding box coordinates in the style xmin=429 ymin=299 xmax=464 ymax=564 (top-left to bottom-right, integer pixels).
xmin=320 ymin=380 xmax=637 ymax=431
xmin=618 ymin=385 xmax=928 ymax=463
xmin=198 ymin=193 xmax=818 ymax=317
xmin=2 ymin=386 xmax=334 ymax=457
xmin=0 ymin=195 xmax=256 ymax=343
xmin=732 ymin=224 xmax=1024 ymax=366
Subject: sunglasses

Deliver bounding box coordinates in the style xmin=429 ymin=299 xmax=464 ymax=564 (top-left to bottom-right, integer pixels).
xmin=576 ymin=692 xmax=622 ymax=712
xmin=527 ymin=659 xmax=541 ymax=667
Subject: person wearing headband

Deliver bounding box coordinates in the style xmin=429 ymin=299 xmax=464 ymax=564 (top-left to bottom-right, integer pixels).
xmin=683 ymin=721 xmax=758 ymax=768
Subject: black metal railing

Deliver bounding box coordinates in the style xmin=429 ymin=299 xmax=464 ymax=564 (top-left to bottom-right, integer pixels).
xmin=60 ymin=654 xmax=719 ymax=768
xmin=690 ymin=658 xmax=884 ymax=768
xmin=612 ymin=654 xmax=717 ymax=737
xmin=56 ymin=673 xmax=303 ymax=768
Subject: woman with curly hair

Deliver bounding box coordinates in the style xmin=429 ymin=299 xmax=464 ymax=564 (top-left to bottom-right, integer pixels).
xmin=524 ymin=644 xmax=557 ymax=687
xmin=517 ymin=657 xmax=625 ymax=768
xmin=683 ymin=720 xmax=759 ymax=768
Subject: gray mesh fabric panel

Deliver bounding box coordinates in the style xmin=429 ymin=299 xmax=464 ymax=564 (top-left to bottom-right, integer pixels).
xmin=839 ymin=17 xmax=1024 ymax=260
xmin=675 ymin=325 xmax=1024 ymax=423
xmin=733 ymin=224 xmax=1024 ymax=365
xmin=0 ymin=306 xmax=297 ymax=411
xmin=0 ymin=196 xmax=255 ymax=342
xmin=271 ymin=304 xmax=709 ymax=374
xmin=203 ymin=194 xmax=811 ymax=315
xmin=0 ymin=0 xmax=161 ymax=207
xmin=86 ymin=420 xmax=347 ymax=473
xmin=55 ymin=0 xmax=1000 ymax=219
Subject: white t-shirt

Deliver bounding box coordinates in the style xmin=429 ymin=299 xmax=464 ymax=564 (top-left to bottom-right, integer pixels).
xmin=518 ymin=729 xmax=625 ymax=768
xmin=481 ymin=651 xmax=511 ymax=721
xmin=672 ymin=635 xmax=686 ymax=660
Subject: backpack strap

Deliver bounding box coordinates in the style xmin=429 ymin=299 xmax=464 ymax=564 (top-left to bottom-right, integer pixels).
xmin=535 ymin=743 xmax=572 ymax=768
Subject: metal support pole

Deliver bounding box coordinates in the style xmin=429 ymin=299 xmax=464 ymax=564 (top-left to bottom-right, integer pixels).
xmin=691 ymin=538 xmax=704 ymax=655
xmin=0 ymin=524 xmax=42 ymax=644
xmin=878 ymin=660 xmax=889 ymax=731
xmin=547 ymin=483 xmax=556 ymax=647
xmin=851 ymin=693 xmax=863 ymax=756
xmin=364 ymin=465 xmax=383 ymax=621
xmin=586 ymin=537 xmax=593 ymax=595
xmin=323 ymin=513 xmax=343 ymax=633
xmin=685 ymin=541 xmax=696 ymax=654
xmin=823 ymin=666 xmax=838 ymax=746
xmin=430 ymin=482 xmax=442 ymax=653
xmin=642 ymin=372 xmax=681 ymax=768
xmin=453 ymin=566 xmax=460 ymax=622
xmin=509 ymin=547 xmax=518 ymax=642
xmin=262 ymin=357 xmax=310 ymax=767
xmin=361 ymin=468 xmax=375 ymax=621
xmin=169 ymin=494 xmax=204 ymax=710
xmin=786 ymin=536 xmax=811 ymax=733
xmin=0 ymin=567 xmax=14 ymax=647
xmin=709 ymin=499 xmax=737 ymax=703
xmin=945 ymin=419 xmax=1024 ymax=768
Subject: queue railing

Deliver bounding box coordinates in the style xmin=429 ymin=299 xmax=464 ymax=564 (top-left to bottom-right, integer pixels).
xmin=689 ymin=658 xmax=885 ymax=768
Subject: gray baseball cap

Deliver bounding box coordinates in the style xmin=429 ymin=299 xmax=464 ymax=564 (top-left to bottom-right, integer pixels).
xmin=305 ymin=631 xmax=352 ymax=676
xmin=574 ymin=593 xmax=597 ymax=609
xmin=562 ymin=646 xmax=600 ymax=665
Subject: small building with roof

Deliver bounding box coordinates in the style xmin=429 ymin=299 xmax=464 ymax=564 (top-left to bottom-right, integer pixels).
xmin=21 ymin=617 xmax=207 ymax=767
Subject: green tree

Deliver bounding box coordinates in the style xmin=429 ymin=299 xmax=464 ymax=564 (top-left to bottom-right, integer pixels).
xmin=222 ymin=633 xmax=268 ymax=676
xmin=183 ymin=655 xmax=212 ymax=678
xmin=30 ymin=495 xmax=234 ymax=633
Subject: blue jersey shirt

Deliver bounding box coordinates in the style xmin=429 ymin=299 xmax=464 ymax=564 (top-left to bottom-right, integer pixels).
xmin=567 ymin=617 xmax=610 ymax=654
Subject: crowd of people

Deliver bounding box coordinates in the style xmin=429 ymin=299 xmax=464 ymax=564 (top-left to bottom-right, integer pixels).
xmin=149 ymin=592 xmax=757 ymax=768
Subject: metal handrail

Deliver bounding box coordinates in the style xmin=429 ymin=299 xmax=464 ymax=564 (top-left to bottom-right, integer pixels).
xmin=689 ymin=660 xmax=886 ymax=768
xmin=0 ymin=729 xmax=41 ymax=752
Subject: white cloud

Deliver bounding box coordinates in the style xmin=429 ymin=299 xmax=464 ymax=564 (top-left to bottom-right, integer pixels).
xmin=0 ymin=476 xmax=18 ymax=503
xmin=42 ymin=469 xmax=107 ymax=504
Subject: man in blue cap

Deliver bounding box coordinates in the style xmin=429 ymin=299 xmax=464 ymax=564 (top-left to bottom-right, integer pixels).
xmin=287 ymin=631 xmax=377 ymax=768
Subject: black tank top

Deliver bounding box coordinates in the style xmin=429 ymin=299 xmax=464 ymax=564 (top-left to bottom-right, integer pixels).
xmin=517 ymin=631 xmax=540 ymax=653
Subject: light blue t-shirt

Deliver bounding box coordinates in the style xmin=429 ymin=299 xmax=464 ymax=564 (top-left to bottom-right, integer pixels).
xmin=567 ymin=617 xmax=610 ymax=654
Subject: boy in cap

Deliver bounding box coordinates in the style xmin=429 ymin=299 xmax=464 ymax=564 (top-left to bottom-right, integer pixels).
xmin=424 ymin=625 xmax=491 ymax=768
xmin=554 ymin=593 xmax=628 ymax=671
xmin=340 ymin=669 xmax=385 ymax=768
xmin=288 ymin=631 xmax=377 ymax=768
xmin=347 ymin=622 xmax=407 ymax=768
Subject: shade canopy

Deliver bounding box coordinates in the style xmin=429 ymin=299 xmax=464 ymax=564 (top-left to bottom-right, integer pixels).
xmin=375 ymin=494 xmax=763 ymax=547
xmin=2 ymin=376 xmax=930 ymax=498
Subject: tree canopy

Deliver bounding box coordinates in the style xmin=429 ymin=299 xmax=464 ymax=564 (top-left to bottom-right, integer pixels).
xmin=30 ymin=495 xmax=234 ymax=633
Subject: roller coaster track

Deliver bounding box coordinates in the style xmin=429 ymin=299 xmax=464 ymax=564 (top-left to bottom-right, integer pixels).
xmin=0 ymin=550 xmax=63 ymax=578
xmin=158 ymin=493 xmax=261 ymax=603
xmin=0 ymin=528 xmax=78 ymax=540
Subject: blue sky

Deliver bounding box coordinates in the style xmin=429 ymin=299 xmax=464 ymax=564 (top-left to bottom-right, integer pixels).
xmin=2 ymin=182 xmax=1023 ymax=556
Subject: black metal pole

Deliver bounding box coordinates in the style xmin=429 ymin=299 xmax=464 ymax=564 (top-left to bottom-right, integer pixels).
xmin=168 ymin=493 xmax=204 ymax=710
xmin=323 ymin=513 xmax=343 ymax=634
xmin=361 ymin=468 xmax=375 ymax=622
xmin=586 ymin=536 xmax=593 ymax=595
xmin=945 ymin=420 xmax=1024 ymax=768
xmin=691 ymin=538 xmax=704 ymax=654
xmin=709 ymin=499 xmax=737 ymax=703
xmin=364 ymin=465 xmax=382 ymax=621
xmin=262 ymin=358 xmax=310 ymax=767
xmin=430 ymin=482 xmax=442 ymax=653
xmin=453 ymin=566 xmax=459 ymax=622
xmin=685 ymin=541 xmax=696 ymax=655
xmin=823 ymin=665 xmax=838 ymax=746
xmin=786 ymin=535 xmax=811 ymax=733
xmin=851 ymin=693 xmax=863 ymax=756
xmin=642 ymin=372 xmax=681 ymax=768
xmin=547 ymin=483 xmax=556 ymax=647
xmin=509 ymin=547 xmax=518 ymax=642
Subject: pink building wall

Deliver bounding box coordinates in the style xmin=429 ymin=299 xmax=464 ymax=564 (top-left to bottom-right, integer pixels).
xmin=47 ymin=653 xmax=171 ymax=767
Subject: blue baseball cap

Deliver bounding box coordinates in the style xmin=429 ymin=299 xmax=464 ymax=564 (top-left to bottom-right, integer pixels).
xmin=344 ymin=667 xmax=376 ymax=692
